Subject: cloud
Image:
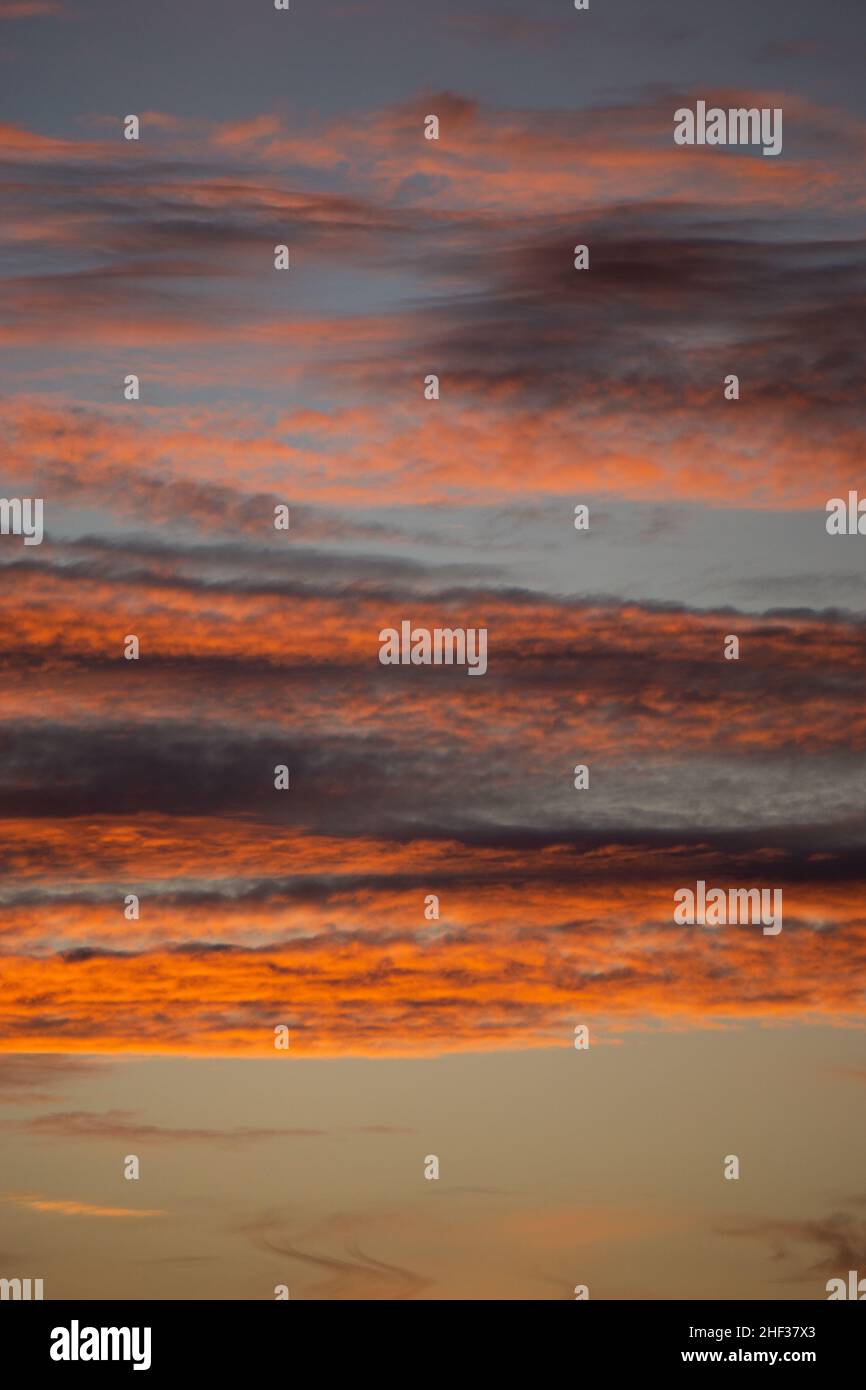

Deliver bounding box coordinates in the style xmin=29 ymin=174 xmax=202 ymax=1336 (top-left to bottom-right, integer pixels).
xmin=0 ymin=882 xmax=862 ymax=1057
xmin=0 ymin=2 xmax=64 ymax=17
xmin=7 ymin=1192 xmax=164 ymax=1218
xmin=722 ymin=1208 xmax=866 ymax=1285
xmin=0 ymin=1054 xmax=108 ymax=1102
xmin=0 ymin=549 xmax=862 ymax=1057
xmin=9 ymin=1109 xmax=328 ymax=1143
xmin=244 ymin=1213 xmax=431 ymax=1299
xmin=2 ymin=79 xmax=865 ymax=1065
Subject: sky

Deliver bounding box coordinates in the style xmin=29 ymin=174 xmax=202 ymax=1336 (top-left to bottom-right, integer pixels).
xmin=0 ymin=0 xmax=864 ymax=1300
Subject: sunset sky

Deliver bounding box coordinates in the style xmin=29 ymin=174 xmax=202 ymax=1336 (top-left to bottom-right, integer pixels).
xmin=1 ymin=0 xmax=864 ymax=1299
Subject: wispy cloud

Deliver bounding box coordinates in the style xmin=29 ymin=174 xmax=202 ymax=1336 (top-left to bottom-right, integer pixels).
xmin=9 ymin=1110 xmax=328 ymax=1143
xmin=7 ymin=1192 xmax=164 ymax=1218
xmin=0 ymin=1054 xmax=109 ymax=1103
xmin=722 ymin=1206 xmax=866 ymax=1284
xmin=0 ymin=1 xmax=65 ymax=17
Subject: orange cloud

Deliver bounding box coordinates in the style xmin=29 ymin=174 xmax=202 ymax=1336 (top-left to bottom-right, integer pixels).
xmin=2 ymin=390 xmax=862 ymax=513
xmin=8 ymin=1193 xmax=164 ymax=1217
xmin=0 ymin=879 xmax=863 ymax=1057
xmin=0 ymin=2 xmax=64 ymax=19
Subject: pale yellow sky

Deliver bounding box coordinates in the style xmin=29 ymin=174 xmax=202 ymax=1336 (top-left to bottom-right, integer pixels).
xmin=2 ymin=1026 xmax=864 ymax=1299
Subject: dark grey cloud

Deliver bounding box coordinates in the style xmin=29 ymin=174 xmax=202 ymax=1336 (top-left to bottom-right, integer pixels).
xmin=0 ymin=532 xmax=506 ymax=597
xmin=722 ymin=1209 xmax=866 ymax=1285
xmin=405 ymin=216 xmax=866 ymax=419
xmin=0 ymin=712 xmax=851 ymax=835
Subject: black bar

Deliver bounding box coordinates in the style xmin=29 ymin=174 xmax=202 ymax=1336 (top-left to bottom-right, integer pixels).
xmin=5 ymin=1299 xmax=862 ymax=1375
